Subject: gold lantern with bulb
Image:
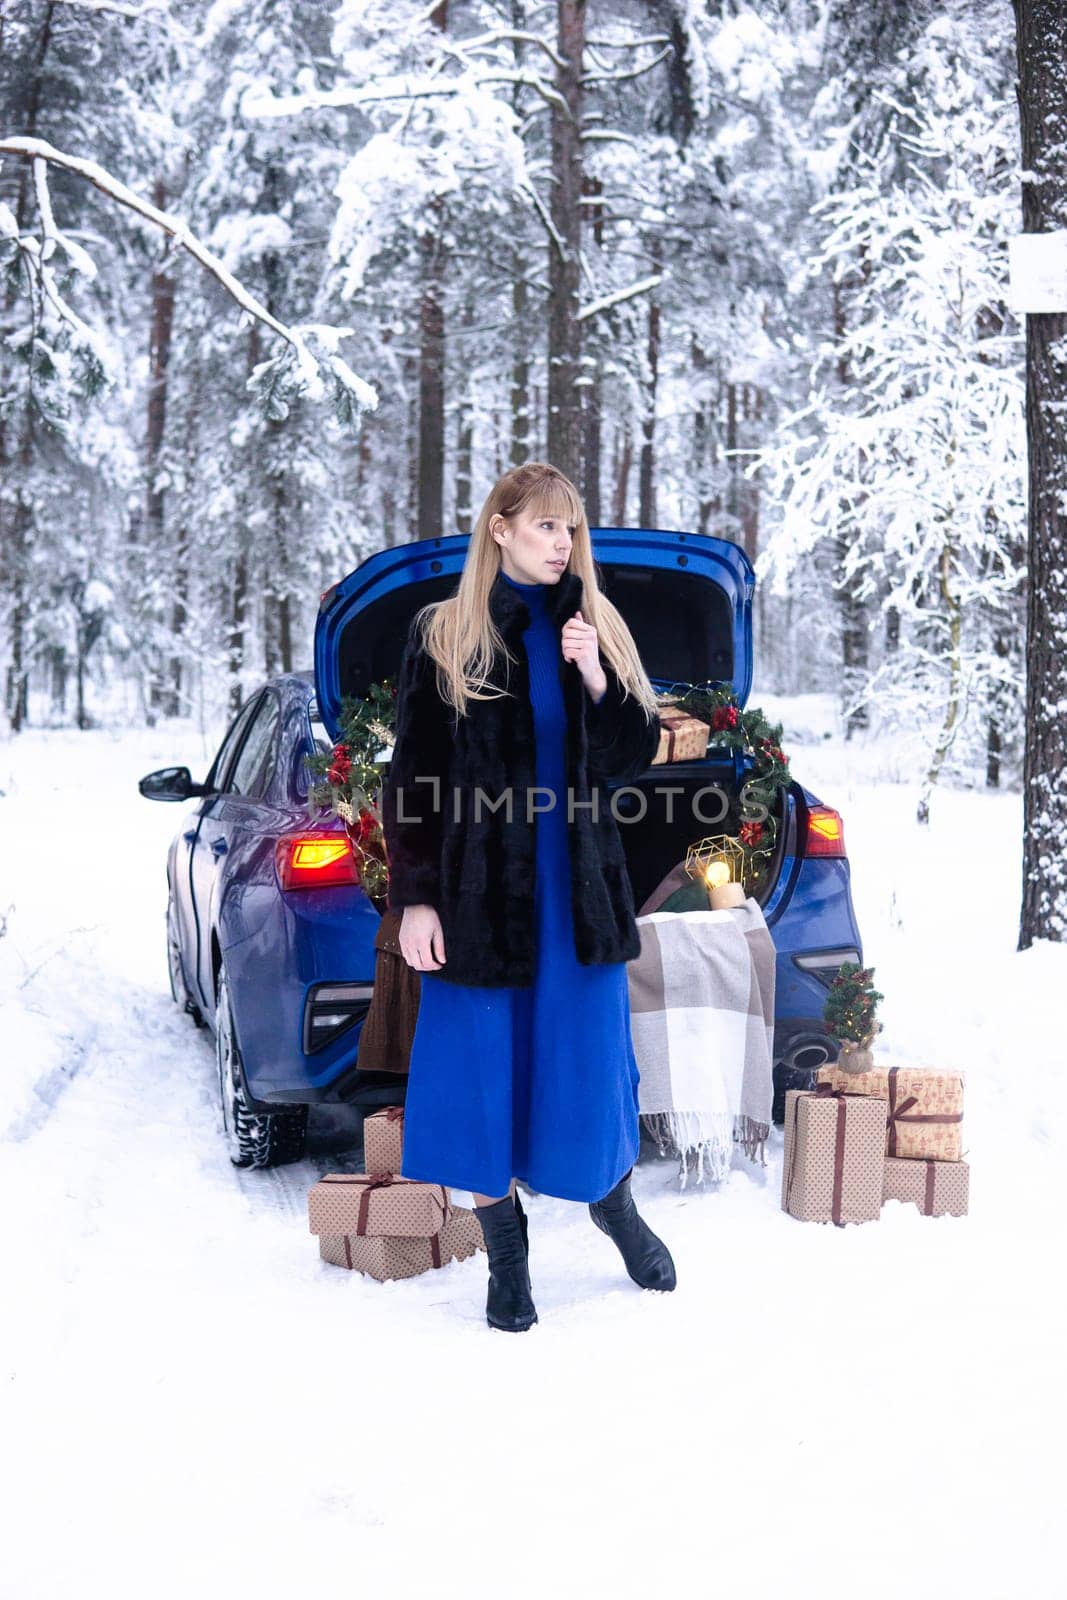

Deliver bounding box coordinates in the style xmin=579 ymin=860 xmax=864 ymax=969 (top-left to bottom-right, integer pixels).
xmin=684 ymin=833 xmax=748 ymax=910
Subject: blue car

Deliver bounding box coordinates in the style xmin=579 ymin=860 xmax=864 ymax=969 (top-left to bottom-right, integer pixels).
xmin=140 ymin=529 xmax=863 ymax=1166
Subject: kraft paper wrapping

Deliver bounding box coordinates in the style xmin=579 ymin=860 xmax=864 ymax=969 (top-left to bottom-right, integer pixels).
xmin=363 ymin=1107 xmax=405 ymax=1176
xmin=308 ymin=1173 xmax=450 ymax=1239
xmin=816 ymin=1064 xmax=964 ymax=1162
xmin=318 ymin=1206 xmax=486 ymax=1279
xmin=782 ymin=1089 xmax=887 ymax=1225
xmin=883 ymin=1156 xmax=969 ymax=1218
xmin=651 ymin=707 xmax=710 ymax=766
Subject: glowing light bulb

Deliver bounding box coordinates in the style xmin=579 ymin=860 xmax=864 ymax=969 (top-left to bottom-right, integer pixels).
xmin=704 ymin=859 xmax=731 ymax=889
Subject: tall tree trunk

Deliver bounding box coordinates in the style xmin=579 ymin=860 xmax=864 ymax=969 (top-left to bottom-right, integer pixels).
xmin=612 ymin=421 xmax=632 ymax=524
xmin=583 ymin=367 xmax=602 ymax=525
xmin=509 ymin=6 xmax=531 ymax=469
xmin=832 ymin=277 xmax=870 ymax=739
xmin=510 ymin=257 xmax=531 ymax=466
xmin=1014 ymin=0 xmax=1067 ymax=946
xmin=228 ymin=553 xmax=248 ymax=717
xmin=146 ymin=179 xmax=180 ymax=715
xmin=417 ymin=1 xmax=449 ymax=540
xmin=417 ymin=220 xmax=446 ymax=540
xmin=406 ymin=351 xmax=420 ymax=535
xmin=456 ymin=367 xmax=474 ymax=535
xmin=638 ymin=239 xmax=661 ymax=526
xmin=1 ymin=3 xmax=56 ymax=732
xmin=740 ymin=385 xmax=762 ymax=563
xmin=692 ymin=337 xmax=715 ymax=537
xmin=547 ymin=0 xmax=585 ymax=478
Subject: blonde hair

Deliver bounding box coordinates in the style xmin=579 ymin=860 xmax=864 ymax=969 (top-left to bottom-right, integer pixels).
xmin=411 ymin=461 xmax=659 ymax=720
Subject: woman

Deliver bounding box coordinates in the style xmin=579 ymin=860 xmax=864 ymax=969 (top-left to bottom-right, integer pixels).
xmin=381 ymin=461 xmax=676 ymax=1333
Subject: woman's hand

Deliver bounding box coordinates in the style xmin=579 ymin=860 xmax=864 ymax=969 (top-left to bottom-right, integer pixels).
xmin=561 ymin=609 xmax=607 ymax=702
xmin=399 ymin=904 xmax=447 ymax=971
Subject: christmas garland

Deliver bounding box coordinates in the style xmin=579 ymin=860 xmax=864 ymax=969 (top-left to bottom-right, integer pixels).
xmin=654 ymin=682 xmax=793 ymax=888
xmin=305 ymin=679 xmax=397 ymax=899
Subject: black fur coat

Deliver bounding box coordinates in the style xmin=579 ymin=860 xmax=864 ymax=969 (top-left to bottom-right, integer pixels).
xmin=381 ymin=568 xmax=661 ymax=986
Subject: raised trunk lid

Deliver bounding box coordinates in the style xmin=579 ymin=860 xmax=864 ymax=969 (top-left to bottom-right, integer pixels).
xmin=314 ymin=527 xmax=754 ymax=739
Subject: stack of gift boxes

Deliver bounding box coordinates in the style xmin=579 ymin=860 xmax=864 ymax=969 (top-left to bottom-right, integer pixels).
xmin=308 ymin=1107 xmax=486 ymax=1278
xmin=782 ymin=1063 xmax=968 ymax=1225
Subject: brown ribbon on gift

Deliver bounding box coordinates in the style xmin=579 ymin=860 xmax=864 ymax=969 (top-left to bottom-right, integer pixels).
xmin=356 ymin=1175 xmax=400 ymax=1237
xmin=317 ymin=1174 xmax=446 ymax=1238
xmin=340 ymin=1229 xmax=442 ymax=1268
xmin=788 ymin=1087 xmax=852 ymax=1227
xmin=886 ymin=1067 xmax=962 ymax=1157
xmin=659 ymin=711 xmax=680 ymax=763
xmin=385 ymin=1106 xmax=405 ymax=1123
xmin=830 ymin=1094 xmax=847 ymax=1228
xmin=924 ymin=1160 xmax=937 ymax=1217
xmin=657 ymin=707 xmax=702 ymax=764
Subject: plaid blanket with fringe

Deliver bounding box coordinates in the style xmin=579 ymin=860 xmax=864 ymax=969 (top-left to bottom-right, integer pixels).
xmin=626 ymin=900 xmax=776 ymax=1184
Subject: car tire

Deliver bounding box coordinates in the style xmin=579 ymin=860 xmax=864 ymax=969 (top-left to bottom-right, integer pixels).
xmin=167 ymin=891 xmax=204 ymax=1028
xmin=215 ymin=966 xmax=308 ymax=1168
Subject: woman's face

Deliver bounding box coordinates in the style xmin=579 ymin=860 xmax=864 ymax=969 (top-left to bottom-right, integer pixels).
xmin=492 ymin=503 xmax=575 ymax=585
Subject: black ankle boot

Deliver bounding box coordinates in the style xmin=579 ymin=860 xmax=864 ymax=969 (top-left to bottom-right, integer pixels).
xmin=589 ymin=1169 xmax=677 ymax=1292
xmin=475 ymin=1196 xmax=538 ymax=1332
xmin=513 ymin=1189 xmax=530 ymax=1261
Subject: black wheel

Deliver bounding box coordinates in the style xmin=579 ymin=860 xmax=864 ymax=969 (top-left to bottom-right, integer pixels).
xmin=167 ymin=891 xmax=204 ymax=1027
xmin=215 ymin=966 xmax=308 ymax=1168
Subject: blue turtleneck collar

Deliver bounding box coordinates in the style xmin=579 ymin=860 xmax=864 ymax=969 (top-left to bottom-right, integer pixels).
xmin=498 ymin=568 xmax=549 ymax=608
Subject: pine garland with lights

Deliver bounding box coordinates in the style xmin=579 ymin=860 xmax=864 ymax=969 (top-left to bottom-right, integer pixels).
xmin=823 ymin=962 xmax=883 ymax=1048
xmin=655 ymin=682 xmax=793 ymax=887
xmin=305 ymin=680 xmax=397 ymax=899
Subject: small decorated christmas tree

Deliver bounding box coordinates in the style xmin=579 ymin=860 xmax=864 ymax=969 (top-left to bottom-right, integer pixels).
xmin=823 ymin=962 xmax=884 ymax=1073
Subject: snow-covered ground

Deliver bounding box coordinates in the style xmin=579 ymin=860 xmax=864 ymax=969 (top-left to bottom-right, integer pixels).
xmin=1 ymin=704 xmax=1062 ymax=1599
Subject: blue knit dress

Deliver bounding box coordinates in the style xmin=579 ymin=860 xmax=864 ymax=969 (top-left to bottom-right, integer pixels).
xmin=398 ymin=570 xmax=642 ymax=1203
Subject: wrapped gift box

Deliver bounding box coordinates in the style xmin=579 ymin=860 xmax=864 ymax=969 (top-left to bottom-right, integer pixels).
xmin=816 ymin=1064 xmax=964 ymax=1163
xmin=782 ymin=1088 xmax=887 ymax=1224
xmin=318 ymin=1205 xmax=485 ymax=1279
xmin=651 ymin=706 xmax=710 ymax=766
xmin=884 ymin=1156 xmax=969 ymax=1218
xmin=363 ymin=1106 xmax=405 ymax=1176
xmin=308 ymin=1173 xmax=449 ymax=1240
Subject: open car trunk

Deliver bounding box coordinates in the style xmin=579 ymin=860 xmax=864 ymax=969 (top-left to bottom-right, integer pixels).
xmin=314 ymin=527 xmax=768 ymax=910
xmin=612 ymin=761 xmax=789 ymax=915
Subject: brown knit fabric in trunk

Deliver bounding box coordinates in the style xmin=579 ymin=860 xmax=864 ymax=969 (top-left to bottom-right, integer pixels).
xmin=354 ymin=908 xmax=422 ymax=1076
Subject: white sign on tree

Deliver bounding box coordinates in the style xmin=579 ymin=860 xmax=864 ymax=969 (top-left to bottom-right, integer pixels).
xmin=1007 ymin=229 xmax=1067 ymax=313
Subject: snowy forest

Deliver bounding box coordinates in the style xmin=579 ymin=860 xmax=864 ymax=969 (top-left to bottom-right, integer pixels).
xmin=1 ymin=0 xmax=1065 ymax=944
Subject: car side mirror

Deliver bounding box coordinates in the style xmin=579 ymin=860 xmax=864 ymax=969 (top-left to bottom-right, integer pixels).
xmin=138 ymin=765 xmax=208 ymax=802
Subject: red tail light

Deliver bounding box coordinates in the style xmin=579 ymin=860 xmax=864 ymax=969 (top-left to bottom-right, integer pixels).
xmin=802 ymin=806 xmax=846 ymax=858
xmin=276 ymin=835 xmax=358 ymax=891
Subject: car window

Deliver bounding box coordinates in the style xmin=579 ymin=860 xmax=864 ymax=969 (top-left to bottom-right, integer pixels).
xmin=229 ymin=694 xmax=281 ymax=799
xmin=205 ymin=696 xmax=262 ymax=793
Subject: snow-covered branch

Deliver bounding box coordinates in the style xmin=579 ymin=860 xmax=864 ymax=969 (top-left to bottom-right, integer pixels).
xmin=518 ymin=179 xmax=566 ymax=261
xmin=582 ymin=47 xmax=674 ymax=87
xmin=241 ymin=69 xmax=568 ymax=121
xmin=51 ymin=0 xmax=167 ymax=15
xmin=577 ymin=274 xmax=664 ymax=321
xmin=0 ymin=136 xmax=377 ymax=416
xmin=441 ymin=28 xmax=569 ymax=71
xmin=584 ymin=34 xmax=672 ymax=49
